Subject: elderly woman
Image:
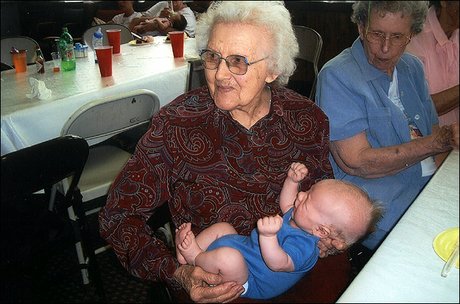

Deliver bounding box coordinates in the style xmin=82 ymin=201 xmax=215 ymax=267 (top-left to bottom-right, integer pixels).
xmin=316 ymin=1 xmax=459 ymax=262
xmin=100 ymin=1 xmax=341 ymax=303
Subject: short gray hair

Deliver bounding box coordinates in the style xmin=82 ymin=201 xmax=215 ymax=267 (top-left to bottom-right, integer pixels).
xmin=195 ymin=1 xmax=298 ymax=86
xmin=351 ymin=1 xmax=429 ymax=34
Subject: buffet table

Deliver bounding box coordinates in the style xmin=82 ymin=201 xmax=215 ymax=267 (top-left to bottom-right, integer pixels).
xmin=337 ymin=150 xmax=459 ymax=303
xmin=1 ymin=37 xmax=198 ymax=155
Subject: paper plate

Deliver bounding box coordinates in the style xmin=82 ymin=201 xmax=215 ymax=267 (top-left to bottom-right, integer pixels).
xmin=433 ymin=227 xmax=459 ymax=268
xmin=128 ymin=39 xmax=155 ymax=46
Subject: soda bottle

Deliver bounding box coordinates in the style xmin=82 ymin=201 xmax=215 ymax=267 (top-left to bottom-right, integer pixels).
xmin=59 ymin=27 xmax=76 ymax=71
xmin=92 ymin=27 xmax=103 ymax=64
xmin=35 ymin=45 xmax=45 ymax=74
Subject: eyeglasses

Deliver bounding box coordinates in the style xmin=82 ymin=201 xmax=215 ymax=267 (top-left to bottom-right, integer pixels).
xmin=365 ymin=30 xmax=411 ymax=47
xmin=199 ymin=49 xmax=267 ymax=75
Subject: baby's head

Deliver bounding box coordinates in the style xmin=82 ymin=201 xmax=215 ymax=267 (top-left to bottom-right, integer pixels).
xmin=292 ymin=179 xmax=383 ymax=246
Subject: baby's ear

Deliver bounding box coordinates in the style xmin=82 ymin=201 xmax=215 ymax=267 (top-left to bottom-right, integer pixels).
xmin=313 ymin=225 xmax=331 ymax=238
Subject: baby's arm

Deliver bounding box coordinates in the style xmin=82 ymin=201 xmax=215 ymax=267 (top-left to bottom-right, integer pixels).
xmin=257 ymin=215 xmax=294 ymax=272
xmin=279 ymin=162 xmax=308 ymax=214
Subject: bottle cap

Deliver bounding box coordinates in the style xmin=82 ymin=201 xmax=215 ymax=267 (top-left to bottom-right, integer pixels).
xmin=94 ymin=28 xmax=103 ymax=38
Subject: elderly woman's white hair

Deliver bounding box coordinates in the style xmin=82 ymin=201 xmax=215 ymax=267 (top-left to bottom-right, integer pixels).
xmin=195 ymin=1 xmax=298 ymax=87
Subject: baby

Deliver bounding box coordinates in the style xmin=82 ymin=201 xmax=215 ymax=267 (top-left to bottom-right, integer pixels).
xmin=175 ymin=162 xmax=383 ymax=300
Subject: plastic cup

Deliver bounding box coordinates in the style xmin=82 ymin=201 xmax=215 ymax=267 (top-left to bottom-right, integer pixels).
xmin=11 ymin=50 xmax=27 ymax=73
xmin=106 ymin=29 xmax=121 ymax=54
xmin=51 ymin=51 xmax=61 ymax=72
xmin=94 ymin=46 xmax=113 ymax=77
xmin=169 ymin=31 xmax=184 ymax=58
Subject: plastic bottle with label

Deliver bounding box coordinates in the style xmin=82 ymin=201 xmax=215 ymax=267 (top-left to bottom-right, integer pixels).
xmin=59 ymin=27 xmax=76 ymax=71
xmin=92 ymin=27 xmax=103 ymax=63
xmin=35 ymin=45 xmax=45 ymax=74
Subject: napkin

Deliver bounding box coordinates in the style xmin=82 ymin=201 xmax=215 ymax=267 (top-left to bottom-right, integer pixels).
xmin=26 ymin=77 xmax=52 ymax=100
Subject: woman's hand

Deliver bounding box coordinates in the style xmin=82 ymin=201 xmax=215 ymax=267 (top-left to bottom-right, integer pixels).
xmin=317 ymin=232 xmax=348 ymax=258
xmin=174 ymin=264 xmax=244 ymax=303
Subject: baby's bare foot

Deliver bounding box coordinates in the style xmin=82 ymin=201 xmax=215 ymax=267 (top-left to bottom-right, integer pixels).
xmin=175 ymin=223 xmax=192 ymax=264
xmin=177 ymin=230 xmax=203 ymax=265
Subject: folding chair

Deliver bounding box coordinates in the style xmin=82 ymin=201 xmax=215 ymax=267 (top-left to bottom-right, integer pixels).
xmin=1 ymin=135 xmax=106 ymax=302
xmin=60 ymin=89 xmax=160 ymax=217
xmin=1 ymin=62 xmax=13 ymax=71
xmin=290 ymin=25 xmax=323 ymax=100
xmin=186 ymin=57 xmax=206 ymax=92
xmin=1 ymin=36 xmax=40 ymax=67
xmin=82 ymin=24 xmax=133 ymax=49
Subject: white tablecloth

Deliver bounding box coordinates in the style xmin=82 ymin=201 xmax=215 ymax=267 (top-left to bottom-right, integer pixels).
xmin=1 ymin=37 xmax=199 ymax=156
xmin=337 ymin=150 xmax=459 ymax=303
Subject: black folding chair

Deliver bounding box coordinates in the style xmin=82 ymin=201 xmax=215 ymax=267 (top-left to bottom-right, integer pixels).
xmin=186 ymin=57 xmax=206 ymax=92
xmin=1 ymin=135 xmax=106 ymax=303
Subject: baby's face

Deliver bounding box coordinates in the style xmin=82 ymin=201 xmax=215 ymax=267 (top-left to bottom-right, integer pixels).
xmin=290 ymin=180 xmax=336 ymax=235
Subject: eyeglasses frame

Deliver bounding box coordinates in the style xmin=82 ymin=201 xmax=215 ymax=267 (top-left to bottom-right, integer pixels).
xmin=364 ymin=29 xmax=412 ymax=47
xmin=199 ymin=49 xmax=268 ymax=75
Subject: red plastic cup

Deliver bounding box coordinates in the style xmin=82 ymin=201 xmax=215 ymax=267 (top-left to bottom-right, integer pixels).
xmin=169 ymin=31 xmax=184 ymax=58
xmin=94 ymin=46 xmax=113 ymax=77
xmin=106 ymin=29 xmax=121 ymax=54
xmin=11 ymin=50 xmax=27 ymax=73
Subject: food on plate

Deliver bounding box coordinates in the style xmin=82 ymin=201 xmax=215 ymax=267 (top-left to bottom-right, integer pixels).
xmin=135 ymin=35 xmax=155 ymax=44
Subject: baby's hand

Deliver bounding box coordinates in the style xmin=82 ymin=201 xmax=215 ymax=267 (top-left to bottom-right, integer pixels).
xmin=257 ymin=214 xmax=283 ymax=237
xmin=287 ymin=162 xmax=309 ymax=183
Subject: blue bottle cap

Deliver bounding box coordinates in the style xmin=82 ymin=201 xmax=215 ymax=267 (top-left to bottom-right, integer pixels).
xmin=94 ymin=28 xmax=103 ymax=38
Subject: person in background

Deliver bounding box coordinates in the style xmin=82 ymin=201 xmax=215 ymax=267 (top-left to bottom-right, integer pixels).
xmin=92 ymin=1 xmax=142 ymax=28
xmin=406 ymin=1 xmax=459 ymax=126
xmin=142 ymin=0 xmax=170 ymax=18
xmin=130 ymin=0 xmax=196 ymax=37
xmin=175 ymin=162 xmax=383 ymax=300
xmin=132 ymin=12 xmax=187 ymax=36
xmin=99 ymin=1 xmax=345 ymax=302
xmin=315 ymin=1 xmax=459 ymax=266
xmin=111 ymin=1 xmax=142 ymax=28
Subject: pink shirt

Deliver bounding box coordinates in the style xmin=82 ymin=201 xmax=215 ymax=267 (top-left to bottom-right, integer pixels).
xmin=407 ymin=6 xmax=459 ymax=125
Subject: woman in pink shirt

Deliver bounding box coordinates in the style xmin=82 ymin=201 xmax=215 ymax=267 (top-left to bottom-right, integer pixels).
xmin=407 ymin=1 xmax=459 ymax=126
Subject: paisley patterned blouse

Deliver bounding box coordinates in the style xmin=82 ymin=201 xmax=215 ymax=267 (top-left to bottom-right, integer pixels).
xmin=99 ymin=85 xmax=333 ymax=292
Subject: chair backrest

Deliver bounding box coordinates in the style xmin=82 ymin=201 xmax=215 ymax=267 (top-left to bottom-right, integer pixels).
xmin=1 ymin=36 xmax=40 ymax=67
xmin=82 ymin=24 xmax=133 ymax=49
xmin=187 ymin=58 xmax=206 ymax=92
xmin=293 ymin=25 xmax=323 ymax=100
xmin=61 ymin=89 xmax=160 ymax=146
xmin=1 ymin=62 xmax=13 ymax=71
xmin=1 ymin=135 xmax=89 ymax=202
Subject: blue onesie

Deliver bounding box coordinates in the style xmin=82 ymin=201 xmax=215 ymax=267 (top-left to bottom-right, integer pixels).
xmin=207 ymin=208 xmax=319 ymax=300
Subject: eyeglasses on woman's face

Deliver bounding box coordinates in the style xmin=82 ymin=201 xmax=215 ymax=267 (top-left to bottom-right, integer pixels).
xmin=199 ymin=49 xmax=267 ymax=75
xmin=365 ymin=30 xmax=412 ymax=47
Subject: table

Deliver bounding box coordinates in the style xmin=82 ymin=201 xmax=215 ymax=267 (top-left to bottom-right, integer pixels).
xmin=1 ymin=37 xmax=199 ymax=156
xmin=337 ymin=150 xmax=459 ymax=303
